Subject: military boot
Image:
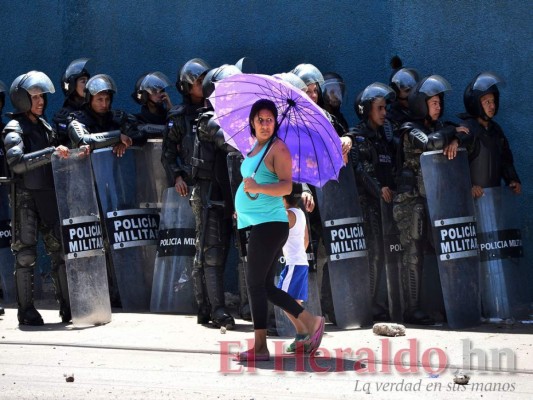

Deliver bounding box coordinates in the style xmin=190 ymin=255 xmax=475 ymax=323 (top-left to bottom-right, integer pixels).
xmin=401 ymin=261 xmax=434 ymax=325
xmin=191 ymin=266 xmax=211 ymax=324
xmin=211 ymin=307 xmax=235 ymax=330
xmin=16 ymin=267 xmax=44 ymax=326
xmin=204 ymin=267 xmax=234 ymax=329
xmin=51 ymin=261 xmax=71 ymax=323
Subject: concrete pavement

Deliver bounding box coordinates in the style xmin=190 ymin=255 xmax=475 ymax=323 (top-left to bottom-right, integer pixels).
xmin=1 ymin=301 xmax=532 ymax=399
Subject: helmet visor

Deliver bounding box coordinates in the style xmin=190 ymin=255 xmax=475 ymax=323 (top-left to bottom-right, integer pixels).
xmin=419 ymin=75 xmax=451 ymax=97
xmin=86 ymin=74 xmax=117 ymax=95
xmin=391 ymin=68 xmax=419 ymax=90
xmin=472 ymin=72 xmax=504 ymax=91
xmin=322 ymin=80 xmax=346 ymax=106
xmin=65 ymin=58 xmax=90 ymax=78
xmin=361 ymin=83 xmax=395 ymax=103
xmin=21 ymin=71 xmax=55 ymax=95
xmin=140 ymin=72 xmax=171 ymax=94
xmin=180 ymin=58 xmax=210 ymax=84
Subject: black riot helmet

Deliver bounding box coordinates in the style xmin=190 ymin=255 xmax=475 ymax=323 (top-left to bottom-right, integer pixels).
xmin=0 ymin=80 xmax=6 ymax=109
xmin=84 ymin=74 xmax=117 ymax=105
xmin=390 ymin=68 xmax=419 ymax=99
xmin=9 ymin=71 xmax=55 ymax=114
xmin=291 ymin=63 xmax=325 ymax=87
xmin=273 ymin=72 xmax=307 ymax=91
xmin=176 ymin=58 xmax=210 ymax=95
xmin=61 ymin=58 xmax=90 ymax=97
xmin=354 ymin=82 xmax=395 ymax=121
xmin=408 ymin=75 xmax=451 ymax=121
xmin=132 ymin=71 xmax=172 ymax=105
xmin=322 ymin=72 xmax=346 ymax=110
xmin=202 ymin=64 xmax=242 ymax=99
xmin=463 ymin=72 xmax=502 ymax=120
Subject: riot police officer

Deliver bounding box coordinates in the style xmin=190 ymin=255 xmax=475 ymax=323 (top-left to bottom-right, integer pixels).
xmin=458 ymin=72 xmax=521 ymax=197
xmin=68 ymin=73 xmax=141 ymax=308
xmin=190 ymin=64 xmax=243 ymax=328
xmin=68 ymin=74 xmax=138 ymax=152
xmin=2 ymin=71 xmax=70 ymax=325
xmin=162 ymin=58 xmax=209 ymax=196
xmin=393 ymin=75 xmax=468 ymax=325
xmin=162 ymin=58 xmax=212 ymax=322
xmin=52 ymin=58 xmax=91 ymax=146
xmin=131 ymin=71 xmax=173 ymax=126
xmin=388 ymin=68 xmax=420 ymax=129
xmin=322 ymin=72 xmax=349 ymax=132
xmin=348 ymin=83 xmax=397 ymax=321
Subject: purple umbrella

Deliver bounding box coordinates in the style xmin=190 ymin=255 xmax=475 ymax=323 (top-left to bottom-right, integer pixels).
xmin=208 ymin=73 xmax=343 ymax=187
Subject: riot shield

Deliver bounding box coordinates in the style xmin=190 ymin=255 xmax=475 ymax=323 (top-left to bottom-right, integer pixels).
xmin=151 ymin=188 xmax=197 ymax=313
xmin=91 ymin=147 xmax=159 ymax=311
xmin=143 ymin=138 xmax=166 ymax=206
xmin=0 ymin=180 xmax=16 ymax=304
xmin=304 ymin=231 xmax=322 ymax=318
xmin=380 ymin=199 xmax=403 ymax=322
xmin=421 ymin=149 xmax=481 ymax=329
xmin=52 ymin=149 xmax=111 ymax=326
xmin=315 ymin=161 xmax=373 ymax=329
xmin=474 ymin=187 xmax=528 ymax=319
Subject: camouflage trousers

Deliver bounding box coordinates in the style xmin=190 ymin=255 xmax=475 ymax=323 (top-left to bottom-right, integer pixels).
xmin=11 ymin=187 xmax=63 ymax=268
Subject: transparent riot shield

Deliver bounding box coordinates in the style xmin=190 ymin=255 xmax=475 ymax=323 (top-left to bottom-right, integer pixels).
xmin=380 ymin=199 xmax=403 ymax=322
xmin=315 ymin=161 xmax=373 ymax=329
xmin=91 ymin=147 xmax=159 ymax=311
xmin=421 ymin=149 xmax=481 ymax=329
xmin=0 ymin=181 xmax=16 ymax=303
xmin=475 ymin=187 xmax=528 ymax=319
xmin=143 ymin=138 xmax=166 ymax=206
xmin=151 ymin=188 xmax=197 ymax=313
xmin=52 ymin=149 xmax=111 ymax=326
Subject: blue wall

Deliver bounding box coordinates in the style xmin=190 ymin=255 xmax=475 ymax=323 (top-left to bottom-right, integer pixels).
xmin=1 ymin=0 xmax=531 ymax=290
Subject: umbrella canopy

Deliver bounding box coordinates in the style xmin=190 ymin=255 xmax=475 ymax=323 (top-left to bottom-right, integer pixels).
xmin=209 ymin=73 xmax=343 ymax=187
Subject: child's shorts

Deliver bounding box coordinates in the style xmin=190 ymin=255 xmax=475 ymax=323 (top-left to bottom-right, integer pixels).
xmin=277 ymin=264 xmax=308 ymax=301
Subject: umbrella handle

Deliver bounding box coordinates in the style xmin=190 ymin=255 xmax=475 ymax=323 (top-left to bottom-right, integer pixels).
xmin=245 ymin=172 xmax=259 ymax=200
xmin=246 ymin=192 xmax=259 ymax=200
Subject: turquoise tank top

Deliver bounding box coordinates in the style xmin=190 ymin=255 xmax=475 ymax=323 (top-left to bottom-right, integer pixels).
xmin=235 ymin=139 xmax=288 ymax=229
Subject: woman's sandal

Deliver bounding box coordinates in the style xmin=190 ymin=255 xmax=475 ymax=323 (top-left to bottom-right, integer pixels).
xmin=234 ymin=349 xmax=270 ymax=362
xmin=308 ymin=317 xmax=325 ymax=353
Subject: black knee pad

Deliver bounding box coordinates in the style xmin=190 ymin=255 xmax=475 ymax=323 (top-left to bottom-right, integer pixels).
xmin=204 ymin=246 xmax=225 ymax=268
xmin=16 ymin=248 xmax=37 ymax=268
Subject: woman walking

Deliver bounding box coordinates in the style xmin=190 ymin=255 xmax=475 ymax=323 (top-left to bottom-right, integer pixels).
xmin=234 ymin=99 xmax=325 ymax=361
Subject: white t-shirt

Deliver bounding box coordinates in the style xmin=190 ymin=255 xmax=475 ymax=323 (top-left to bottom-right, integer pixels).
xmin=282 ymin=207 xmax=308 ymax=266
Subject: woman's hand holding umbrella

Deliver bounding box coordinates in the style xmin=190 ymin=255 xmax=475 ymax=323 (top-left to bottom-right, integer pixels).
xmin=242 ymin=176 xmax=259 ymax=195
